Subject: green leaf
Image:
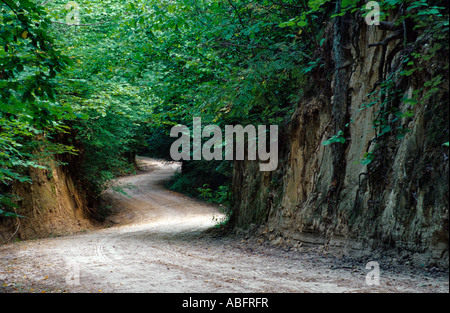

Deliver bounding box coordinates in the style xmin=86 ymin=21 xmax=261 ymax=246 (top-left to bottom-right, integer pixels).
xmin=361 ymin=153 xmax=374 ymax=165
xmin=380 ymin=125 xmax=391 ymax=135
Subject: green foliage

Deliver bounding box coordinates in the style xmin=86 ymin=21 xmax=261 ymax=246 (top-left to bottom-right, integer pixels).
xmin=2 ymin=0 xmax=448 ymax=219
xmin=322 ymin=130 xmax=346 ymax=145
xmin=355 ymin=0 xmax=448 ymax=165
xmin=322 ymin=119 xmax=354 ymax=146
xmin=317 ymin=0 xmax=449 ymax=166
xmin=1 ymin=0 xmax=76 ymax=216
xmin=166 ymin=159 xmax=231 ymax=205
xmin=0 ymin=194 xmax=22 ymax=218
xmin=197 ymin=184 xmax=231 ymax=207
xmin=43 ymin=0 xmax=154 ymax=198
xmin=117 ymin=0 xmax=335 ymax=203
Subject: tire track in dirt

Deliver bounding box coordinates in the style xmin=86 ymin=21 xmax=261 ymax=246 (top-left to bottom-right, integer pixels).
xmin=1 ymin=157 xmax=448 ymax=293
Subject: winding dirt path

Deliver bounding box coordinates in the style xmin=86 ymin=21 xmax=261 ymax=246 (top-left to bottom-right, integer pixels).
xmin=1 ymin=158 xmax=448 ymax=293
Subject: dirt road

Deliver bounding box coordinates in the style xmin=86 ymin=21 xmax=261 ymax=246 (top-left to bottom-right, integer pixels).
xmin=1 ymin=158 xmax=448 ymax=293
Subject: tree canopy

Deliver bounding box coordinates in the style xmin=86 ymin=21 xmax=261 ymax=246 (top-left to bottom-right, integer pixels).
xmin=1 ymin=0 xmax=448 ymax=217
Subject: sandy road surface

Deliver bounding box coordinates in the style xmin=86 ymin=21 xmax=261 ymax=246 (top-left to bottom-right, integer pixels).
xmin=1 ymin=158 xmax=448 ymax=293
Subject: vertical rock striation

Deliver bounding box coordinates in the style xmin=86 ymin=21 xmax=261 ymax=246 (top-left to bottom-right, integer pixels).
xmin=230 ymin=8 xmax=449 ymax=267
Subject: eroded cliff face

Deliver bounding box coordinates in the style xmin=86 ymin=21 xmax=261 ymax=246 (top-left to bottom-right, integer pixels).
xmin=0 ymin=155 xmax=94 ymax=242
xmin=230 ymin=15 xmax=449 ymax=267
